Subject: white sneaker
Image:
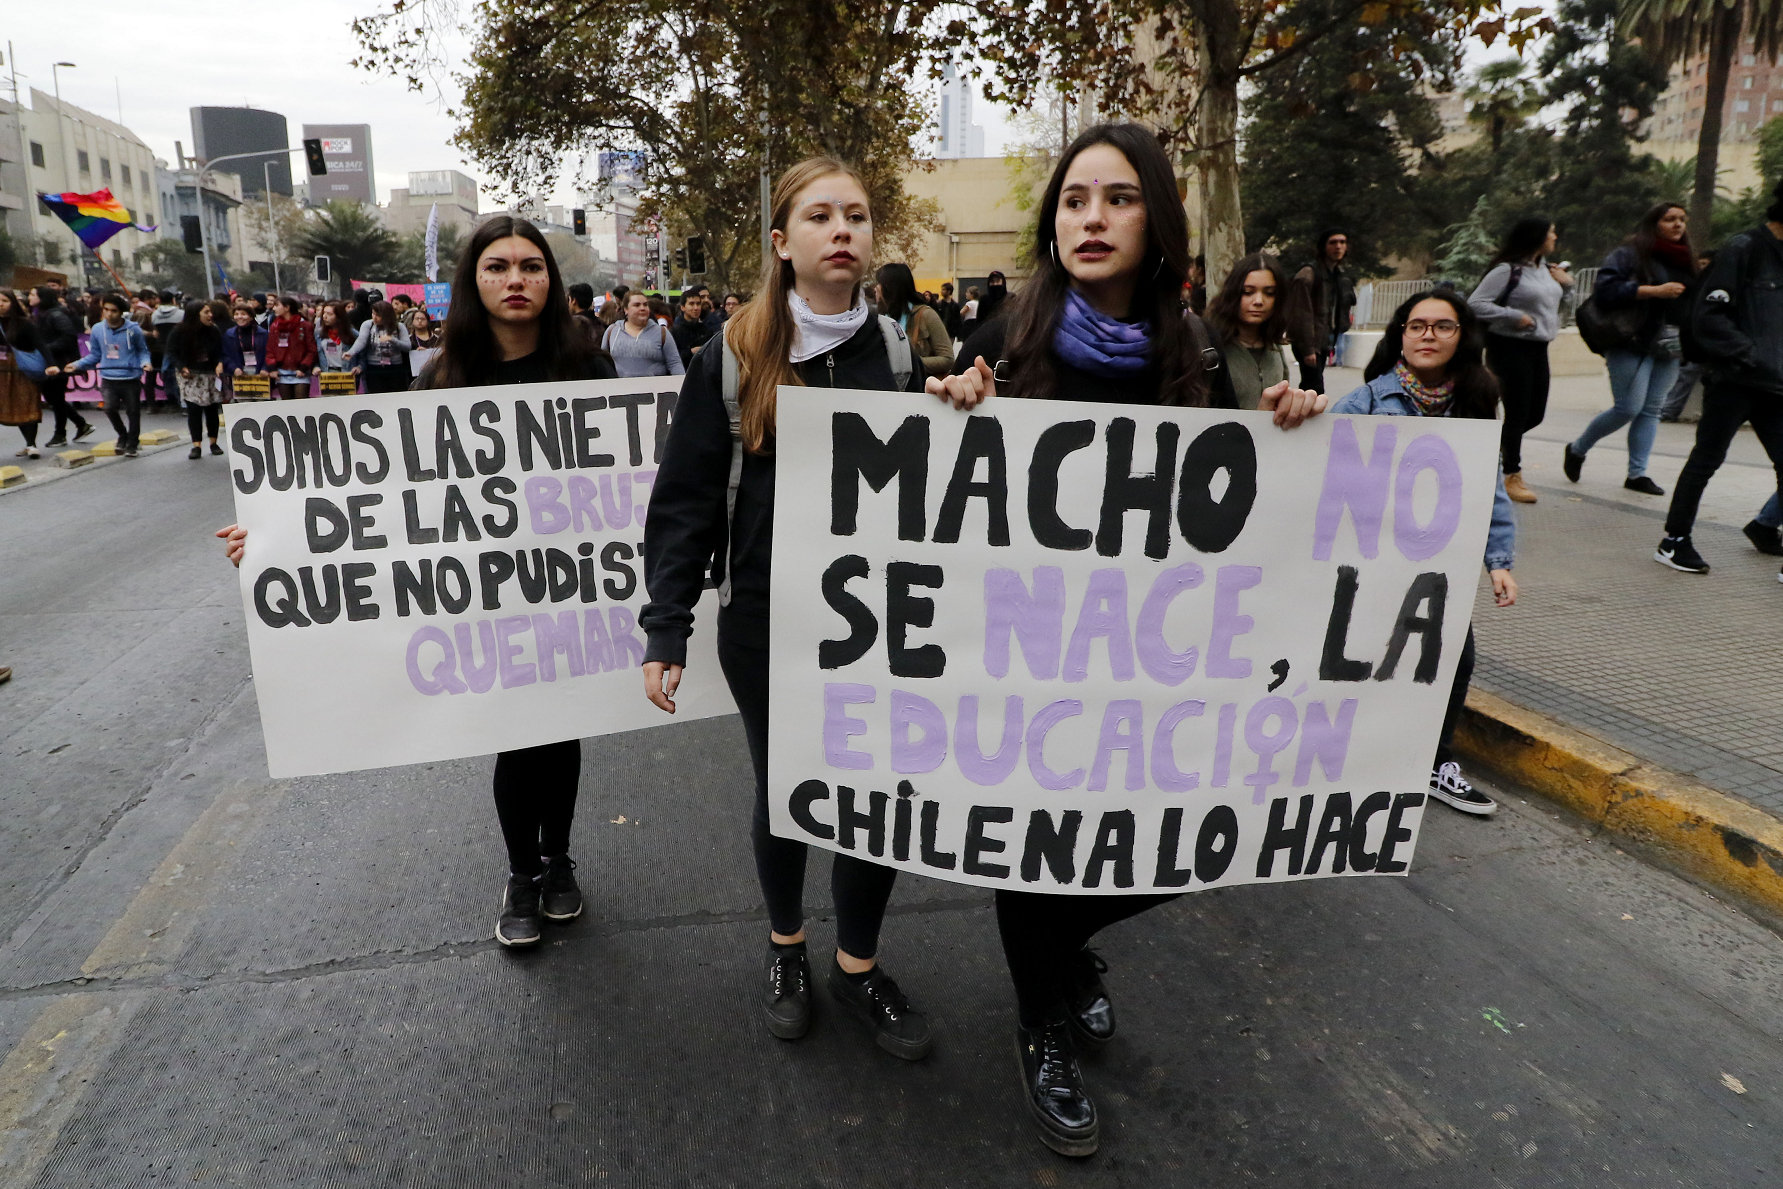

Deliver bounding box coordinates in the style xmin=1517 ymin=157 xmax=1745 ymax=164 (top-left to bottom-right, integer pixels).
xmin=1429 ymin=762 xmax=1497 ymax=816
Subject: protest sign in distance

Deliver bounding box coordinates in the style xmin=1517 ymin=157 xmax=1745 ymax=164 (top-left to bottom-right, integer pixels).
xmin=769 ymin=390 xmax=1499 ymax=895
xmin=226 ymin=377 xmax=735 ymax=778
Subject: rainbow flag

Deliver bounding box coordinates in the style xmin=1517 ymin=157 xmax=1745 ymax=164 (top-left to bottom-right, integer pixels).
xmin=37 ymin=188 xmax=156 ymax=251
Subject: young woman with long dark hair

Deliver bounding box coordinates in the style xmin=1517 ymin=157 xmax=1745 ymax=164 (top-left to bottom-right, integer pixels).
xmin=30 ymin=286 xmax=92 ymax=446
xmin=641 ymin=157 xmax=934 ymax=1062
xmin=874 ymin=262 xmax=954 ymax=376
xmin=166 ymin=300 xmax=225 ymax=458
xmin=931 ymin=122 xmax=1325 ymax=1158
xmin=1468 ymin=216 xmax=1573 ymax=504
xmin=346 ymin=299 xmax=414 ymax=393
xmin=219 ymin=217 xmax=617 ymax=949
xmin=1204 ymin=251 xmax=1311 ymax=409
xmin=1334 ymin=289 xmax=1518 ymax=815
xmin=0 ymin=290 xmax=45 ymax=458
xmin=1565 ymin=202 xmax=1696 ymax=496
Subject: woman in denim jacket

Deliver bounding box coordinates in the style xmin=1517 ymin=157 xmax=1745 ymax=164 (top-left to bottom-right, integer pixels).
xmin=1333 ymin=288 xmax=1519 ymax=817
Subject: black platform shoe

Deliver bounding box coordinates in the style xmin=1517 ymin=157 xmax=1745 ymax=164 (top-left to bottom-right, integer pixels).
xmin=764 ymin=944 xmax=812 ymax=1040
xmin=1015 ymin=1022 xmax=1099 ymax=1156
xmin=1067 ymin=948 xmax=1116 ymax=1048
xmin=826 ymin=962 xmax=932 ymax=1060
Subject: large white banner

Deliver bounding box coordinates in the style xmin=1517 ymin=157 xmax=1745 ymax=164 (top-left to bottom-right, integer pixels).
xmin=227 ymin=378 xmax=735 ymax=777
xmin=769 ymin=389 xmax=1499 ymax=894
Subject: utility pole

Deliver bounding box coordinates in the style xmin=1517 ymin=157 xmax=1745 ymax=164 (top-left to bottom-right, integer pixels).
xmin=264 ymin=160 xmax=281 ymax=295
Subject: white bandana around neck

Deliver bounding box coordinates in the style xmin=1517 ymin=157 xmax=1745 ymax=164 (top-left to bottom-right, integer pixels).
xmin=788 ymin=289 xmax=871 ymax=363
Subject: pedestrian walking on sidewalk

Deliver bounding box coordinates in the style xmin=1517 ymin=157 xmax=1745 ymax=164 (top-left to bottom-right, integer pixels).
xmin=933 ymin=124 xmax=1326 ymax=1159
xmin=1205 ymin=251 xmax=1311 ymax=409
xmin=220 ymin=217 xmax=617 ymax=950
xmin=1 ymin=290 xmax=45 ymax=459
xmin=1290 ymin=228 xmax=1356 ymax=393
xmin=1469 ymin=216 xmax=1573 ymax=504
xmin=30 ymin=286 xmax=91 ymax=447
xmin=266 ymin=296 xmax=318 ymax=400
xmin=642 ymin=156 xmax=938 ymax=1070
xmin=167 ymin=301 xmax=225 ymax=459
xmin=1334 ymin=289 xmax=1518 ymax=817
xmin=1565 ymin=203 xmax=1696 ymax=497
xmin=345 ymin=300 xmax=413 ymax=393
xmin=52 ymin=291 xmax=152 ymax=457
xmin=1654 ymin=182 xmax=1783 ymax=580
xmin=602 ymin=291 xmax=684 ymax=378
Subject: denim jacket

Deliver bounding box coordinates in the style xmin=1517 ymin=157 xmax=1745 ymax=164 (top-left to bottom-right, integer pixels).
xmin=1330 ymin=372 xmax=1516 ymax=570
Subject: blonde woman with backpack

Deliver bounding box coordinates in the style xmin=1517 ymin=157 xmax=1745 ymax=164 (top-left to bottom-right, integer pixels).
xmin=641 ymin=156 xmax=931 ymax=1061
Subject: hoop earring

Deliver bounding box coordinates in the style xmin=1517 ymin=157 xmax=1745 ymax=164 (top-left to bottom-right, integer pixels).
xmin=1050 ymin=240 xmax=1060 ymax=269
xmin=1153 ymin=256 xmax=1167 ymax=280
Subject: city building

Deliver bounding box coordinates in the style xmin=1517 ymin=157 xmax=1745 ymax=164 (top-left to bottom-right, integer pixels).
xmin=383 ymin=169 xmax=479 ymax=236
xmin=581 ymin=151 xmax=650 ymax=287
xmin=13 ymin=88 xmax=160 ymax=285
xmin=302 ymin=124 xmax=376 ymax=205
xmin=900 ymin=155 xmax=1041 ymax=295
xmin=155 ymin=153 xmax=249 ymax=283
xmin=191 ymin=106 xmax=291 ymax=196
xmin=1645 ymin=41 xmax=1783 ymax=194
xmin=933 ymin=63 xmax=987 ymax=159
xmin=0 ymin=97 xmax=29 ymax=247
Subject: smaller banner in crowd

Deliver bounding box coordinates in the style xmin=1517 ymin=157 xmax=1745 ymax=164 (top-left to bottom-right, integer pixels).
xmin=226 ymin=376 xmax=734 ymax=777
xmin=769 ymin=389 xmax=1499 ymax=895
xmin=351 ymin=281 xmax=452 ymax=321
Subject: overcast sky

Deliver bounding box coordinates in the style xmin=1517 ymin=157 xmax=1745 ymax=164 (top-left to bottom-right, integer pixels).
xmin=4 ymin=3 xmax=1017 ymax=211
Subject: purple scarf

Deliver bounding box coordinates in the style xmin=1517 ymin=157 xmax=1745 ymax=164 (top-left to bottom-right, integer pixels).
xmin=1052 ymin=288 xmax=1152 ymax=376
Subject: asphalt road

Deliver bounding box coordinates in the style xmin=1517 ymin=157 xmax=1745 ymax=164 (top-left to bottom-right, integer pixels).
xmin=1 ymin=436 xmax=1780 ymax=1188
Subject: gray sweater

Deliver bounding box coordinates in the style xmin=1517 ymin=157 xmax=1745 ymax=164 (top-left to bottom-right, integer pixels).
xmin=1468 ymin=259 xmax=1572 ymax=343
xmin=602 ymin=319 xmax=685 ymax=377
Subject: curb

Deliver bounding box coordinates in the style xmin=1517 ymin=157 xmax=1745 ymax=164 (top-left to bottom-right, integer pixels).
xmin=1456 ymin=689 xmax=1783 ymax=920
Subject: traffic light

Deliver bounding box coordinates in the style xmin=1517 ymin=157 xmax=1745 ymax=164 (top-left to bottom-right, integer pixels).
xmin=687 ymin=236 xmax=706 ymax=274
xmin=181 ymin=215 xmax=203 ymax=254
xmin=315 ymin=255 xmax=332 ymax=283
xmin=572 ymin=208 xmax=587 ymax=236
xmin=674 ymin=247 xmax=688 ymax=273
xmin=303 ymin=138 xmax=328 ymax=176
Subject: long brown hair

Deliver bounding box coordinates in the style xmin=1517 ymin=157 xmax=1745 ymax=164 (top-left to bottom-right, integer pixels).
xmin=724 ymin=156 xmax=871 ymax=453
xmin=1629 ymin=202 xmax=1697 ymax=274
xmin=1205 ymin=252 xmax=1307 ymax=349
xmin=999 ymin=123 xmax=1204 ymax=406
xmin=420 ymin=215 xmax=596 ymax=389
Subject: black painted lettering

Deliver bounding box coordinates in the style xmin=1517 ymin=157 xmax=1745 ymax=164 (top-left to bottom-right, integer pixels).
xmin=1256 ymin=794 xmax=1315 ymax=878
xmin=1346 ymin=791 xmax=1392 ymax=872
xmin=304 ymin=498 xmax=349 ymax=554
xmin=1020 ymin=809 xmax=1083 ymax=884
xmin=1375 ymin=573 xmax=1447 ymax=684
xmin=1374 ymin=792 xmax=1425 ymax=873
xmin=397 ymin=407 xmax=436 ymax=482
xmin=350 ymin=410 xmax=389 ymax=484
xmin=885 ymin=561 xmax=945 ymax=679
xmin=1305 ymin=792 xmax=1353 ymax=875
xmin=1082 ymin=810 xmax=1136 ymax=889
xmin=1177 ymin=422 xmax=1258 ymax=553
xmin=1097 ymin=418 xmax=1180 ymax=559
xmin=830 ymin=412 xmax=929 ymax=540
xmin=819 ymin=555 xmax=877 ymax=669
xmin=230 ymin=420 xmax=264 ymax=493
xmin=1320 ymin=566 xmax=1374 ymax=681
xmin=790 ymin=779 xmax=835 ymax=840
xmin=933 ymin=416 xmax=1009 ymax=545
xmin=963 ymin=805 xmax=1014 ymax=878
xmin=1028 ymin=420 xmax=1095 ymax=550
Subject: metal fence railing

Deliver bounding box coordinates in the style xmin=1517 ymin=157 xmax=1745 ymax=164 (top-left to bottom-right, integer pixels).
xmin=1352 ymin=267 xmax=1601 ymax=330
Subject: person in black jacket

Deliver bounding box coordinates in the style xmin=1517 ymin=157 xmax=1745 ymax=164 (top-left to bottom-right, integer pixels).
xmin=1654 ymin=182 xmax=1783 ymax=577
xmin=219 ymin=216 xmax=618 ymax=949
xmin=30 ymin=286 xmax=92 ymax=446
xmin=641 ymin=156 xmax=933 ymax=1063
xmin=930 ymin=122 xmax=1325 ymax=1159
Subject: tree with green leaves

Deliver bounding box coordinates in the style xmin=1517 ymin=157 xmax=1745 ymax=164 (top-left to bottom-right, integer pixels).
xmin=289 ymin=202 xmax=400 ymax=297
xmin=1620 ymin=0 xmax=1783 ymax=239
xmin=136 ymin=240 xmax=212 ymax=296
xmin=1434 ymin=195 xmax=1500 ymax=285
xmin=352 ymin=0 xmax=943 ymax=294
xmin=1467 ymin=58 xmax=1544 ymax=152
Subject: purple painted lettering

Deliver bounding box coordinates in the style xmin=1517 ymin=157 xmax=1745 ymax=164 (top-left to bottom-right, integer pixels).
xmin=1206 ymin=565 xmax=1261 ymax=679
xmin=455 ymin=621 xmax=499 ymax=693
xmin=1025 ymin=699 xmax=1085 ymax=790
xmin=1087 ymin=700 xmax=1145 ymax=792
xmin=983 ymin=567 xmax=1064 ymax=679
xmin=496 ymin=615 xmax=537 ymax=688
xmin=405 ymin=625 xmax=465 ymax=695
xmin=824 ymin=683 xmax=876 ymax=770
xmin=582 ymin=608 xmax=615 ymax=672
xmin=1294 ymin=699 xmax=1359 ymax=786
xmin=1312 ymin=420 xmax=1397 ymax=560
xmin=1063 ymin=568 xmax=1134 ymax=682
xmin=1151 ymin=699 xmax=1206 ymax=792
xmin=1393 ymin=434 xmax=1463 ymax=561
xmin=532 ymin=611 xmax=586 ymax=681
xmin=607 ymin=606 xmax=645 ymax=669
xmin=524 ymin=475 xmax=571 ymax=535
xmin=1243 ymin=696 xmax=1298 ymax=804
xmin=1135 ymin=562 xmax=1204 ymax=686
xmin=567 ymin=474 xmax=603 ymax=533
xmin=956 ymin=695 xmax=1024 ymax=785
xmin=890 ymin=690 xmax=949 ymax=774
xmin=600 ymin=472 xmax=633 ymax=529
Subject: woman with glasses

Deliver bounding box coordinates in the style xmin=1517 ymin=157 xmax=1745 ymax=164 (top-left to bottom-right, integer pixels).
xmin=1332 ymin=289 xmax=1518 ymax=817
xmin=1564 ymin=203 xmax=1697 ymax=496
xmin=1468 ymin=217 xmax=1572 ymax=504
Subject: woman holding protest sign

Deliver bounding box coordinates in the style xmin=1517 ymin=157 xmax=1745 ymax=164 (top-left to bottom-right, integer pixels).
xmin=219 ymin=216 xmax=618 ymax=951
xmin=640 ymin=157 xmax=934 ymax=1063
xmin=931 ymin=122 xmax=1327 ymax=1158
xmin=1332 ymin=289 xmax=1518 ymax=818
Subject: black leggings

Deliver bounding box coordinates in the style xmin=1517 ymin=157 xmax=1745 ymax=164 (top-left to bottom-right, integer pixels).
xmin=37 ymin=374 xmax=87 ymax=439
xmin=1486 ymin=334 xmax=1551 ymax=474
xmin=717 ymin=633 xmax=898 ymax=959
xmin=186 ymin=403 xmax=220 ymax=442
xmin=492 ymin=739 xmax=581 ymax=878
xmin=1433 ymin=625 xmax=1476 ymax=769
xmin=17 ymin=422 xmax=38 ymax=448
xmin=996 ymin=891 xmax=1179 ymax=1028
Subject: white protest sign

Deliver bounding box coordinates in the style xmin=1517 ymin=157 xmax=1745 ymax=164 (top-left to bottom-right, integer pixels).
xmin=227 ymin=377 xmax=734 ymax=777
xmin=769 ymin=389 xmax=1499 ymax=895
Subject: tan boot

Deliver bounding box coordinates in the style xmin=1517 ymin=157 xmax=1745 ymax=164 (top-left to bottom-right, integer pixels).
xmin=1504 ymin=472 xmax=1537 ymax=504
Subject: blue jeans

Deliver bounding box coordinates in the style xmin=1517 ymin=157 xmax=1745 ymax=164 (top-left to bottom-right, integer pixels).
xmin=1572 ymin=349 xmax=1680 ymax=478
xmin=1758 ymin=491 xmax=1782 ymax=529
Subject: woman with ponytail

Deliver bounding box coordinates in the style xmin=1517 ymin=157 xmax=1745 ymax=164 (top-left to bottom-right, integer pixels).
xmin=641 ymin=158 xmax=934 ymax=1062
xmin=929 ymin=123 xmax=1326 ymax=1158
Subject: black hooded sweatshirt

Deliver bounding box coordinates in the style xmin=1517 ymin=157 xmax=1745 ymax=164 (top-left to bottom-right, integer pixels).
xmin=642 ymin=316 xmax=925 ymax=665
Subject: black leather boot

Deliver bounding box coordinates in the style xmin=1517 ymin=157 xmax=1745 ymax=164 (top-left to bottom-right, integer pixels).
xmin=1015 ymin=1022 xmax=1098 ymax=1156
xmin=1067 ymin=948 xmax=1115 ymax=1048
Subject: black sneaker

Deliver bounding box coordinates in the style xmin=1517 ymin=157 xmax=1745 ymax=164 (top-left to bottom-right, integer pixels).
xmin=1015 ymin=1023 xmax=1099 ymax=1157
xmin=44 ymin=436 xmax=66 ymax=448
xmin=1067 ymin=949 xmax=1115 ymax=1049
xmin=1744 ymin=520 xmax=1783 ymax=556
xmin=210 ymin=441 xmax=224 ymax=456
xmin=1654 ymin=535 xmax=1710 ymax=574
xmin=74 ymin=423 xmax=95 ymax=442
xmin=496 ymin=874 xmax=544 ymax=947
xmin=539 ymin=854 xmax=583 ymax=922
xmin=1563 ymin=443 xmax=1585 ymax=482
xmin=826 ymin=962 xmax=932 ymax=1060
xmin=1623 ymin=475 xmax=1665 ymax=496
xmin=764 ymin=944 xmax=813 ymax=1040
xmin=1429 ymin=762 xmax=1497 ymax=816
xmin=188 ymin=445 xmax=202 ymax=460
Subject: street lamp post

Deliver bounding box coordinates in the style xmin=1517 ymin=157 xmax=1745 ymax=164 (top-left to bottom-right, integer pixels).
xmin=264 ymin=160 xmax=282 ymax=295
xmin=51 ymin=61 xmax=75 ymax=274
xmin=192 ymin=147 xmax=306 ymax=300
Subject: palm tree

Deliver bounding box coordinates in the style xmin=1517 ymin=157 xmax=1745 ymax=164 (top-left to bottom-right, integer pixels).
xmin=290 ymin=201 xmax=400 ymax=297
xmin=1466 ymin=59 xmax=1543 ymax=154
xmin=1620 ymin=0 xmax=1783 ymax=238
